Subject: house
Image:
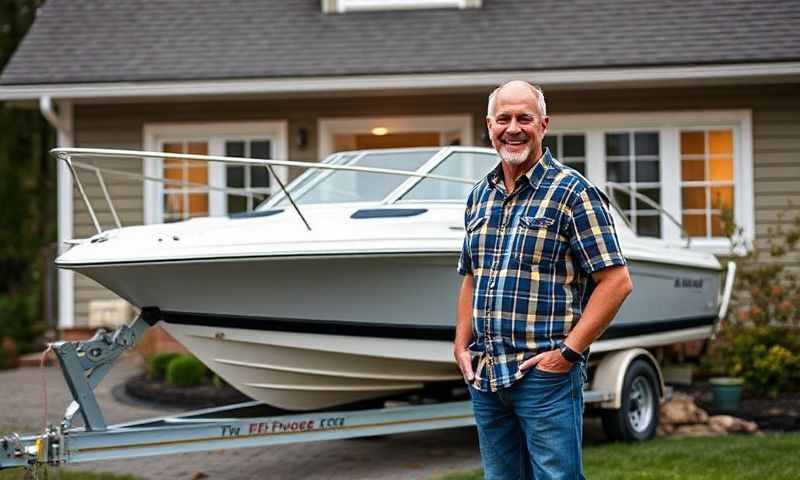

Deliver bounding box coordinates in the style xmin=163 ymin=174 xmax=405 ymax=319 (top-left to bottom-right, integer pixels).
xmin=1 ymin=0 xmax=798 ymax=341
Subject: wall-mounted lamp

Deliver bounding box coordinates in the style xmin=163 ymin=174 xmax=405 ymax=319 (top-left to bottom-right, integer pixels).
xmin=296 ymin=127 xmax=309 ymax=150
xmin=371 ymin=127 xmax=389 ymax=136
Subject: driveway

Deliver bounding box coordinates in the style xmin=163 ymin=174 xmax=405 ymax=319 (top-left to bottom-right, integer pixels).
xmin=0 ymin=355 xmax=605 ymax=479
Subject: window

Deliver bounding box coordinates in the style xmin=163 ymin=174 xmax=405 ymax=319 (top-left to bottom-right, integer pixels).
xmin=680 ymin=130 xmax=734 ymax=238
xmin=542 ymin=134 xmax=586 ymax=175
xmin=224 ymin=140 xmax=273 ymax=214
xmin=545 ymin=110 xmax=753 ymax=253
xmin=329 ymin=0 xmax=478 ymax=13
xmin=143 ymin=121 xmax=288 ymax=224
xmin=605 ymin=131 xmax=661 ymax=238
xmin=270 ymin=150 xmax=436 ymax=206
xmin=400 ymin=150 xmax=498 ymax=202
xmin=161 ymin=142 xmax=210 ymax=222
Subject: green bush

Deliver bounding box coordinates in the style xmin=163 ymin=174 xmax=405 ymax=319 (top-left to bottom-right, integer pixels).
xmin=0 ymin=292 xmax=44 ymax=354
xmin=705 ymin=324 xmax=800 ymax=398
xmin=704 ymin=206 xmax=800 ymax=397
xmin=165 ymin=355 xmax=208 ymax=387
xmin=146 ymin=352 xmax=182 ymax=380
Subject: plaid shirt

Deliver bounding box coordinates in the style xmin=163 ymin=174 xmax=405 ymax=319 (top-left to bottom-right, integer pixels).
xmin=457 ymin=149 xmax=626 ymax=392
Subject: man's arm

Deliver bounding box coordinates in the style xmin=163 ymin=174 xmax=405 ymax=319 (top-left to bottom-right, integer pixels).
xmin=521 ymin=184 xmax=632 ymax=373
xmin=521 ymin=266 xmax=632 ymax=372
xmin=563 ymin=265 xmax=633 ymax=353
xmin=454 ymin=273 xmax=475 ymax=382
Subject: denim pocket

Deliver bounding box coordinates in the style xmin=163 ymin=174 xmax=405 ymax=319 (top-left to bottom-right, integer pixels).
xmin=532 ymin=364 xmax=573 ymax=377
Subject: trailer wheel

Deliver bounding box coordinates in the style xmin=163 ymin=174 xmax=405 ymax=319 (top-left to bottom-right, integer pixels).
xmin=601 ymin=358 xmax=659 ymax=442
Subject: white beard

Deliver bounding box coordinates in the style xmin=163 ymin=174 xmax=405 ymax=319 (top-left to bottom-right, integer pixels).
xmin=499 ymin=143 xmax=531 ymax=166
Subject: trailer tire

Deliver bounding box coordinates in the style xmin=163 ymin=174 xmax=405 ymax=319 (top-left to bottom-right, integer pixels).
xmin=601 ymin=358 xmax=659 ymax=442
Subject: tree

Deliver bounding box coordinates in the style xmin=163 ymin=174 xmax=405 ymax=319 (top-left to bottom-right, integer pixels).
xmin=0 ymin=0 xmax=54 ymax=355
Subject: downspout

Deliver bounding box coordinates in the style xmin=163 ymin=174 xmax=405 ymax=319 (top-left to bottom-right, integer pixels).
xmin=40 ymin=95 xmax=75 ymax=330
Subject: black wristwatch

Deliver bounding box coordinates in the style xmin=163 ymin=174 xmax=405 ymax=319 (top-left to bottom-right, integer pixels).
xmin=559 ymin=344 xmax=583 ymax=363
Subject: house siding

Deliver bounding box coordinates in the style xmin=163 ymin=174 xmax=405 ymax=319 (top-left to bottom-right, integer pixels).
xmin=68 ymin=84 xmax=800 ymax=327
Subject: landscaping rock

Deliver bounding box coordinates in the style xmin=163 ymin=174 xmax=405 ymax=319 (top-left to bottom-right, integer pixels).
xmin=672 ymin=424 xmax=719 ymax=437
xmin=708 ymin=415 xmax=758 ymax=433
xmin=659 ymin=394 xmax=759 ymax=437
xmin=659 ymin=392 xmax=709 ymax=425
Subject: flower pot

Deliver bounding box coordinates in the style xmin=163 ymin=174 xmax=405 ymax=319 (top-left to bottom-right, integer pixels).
xmin=710 ymin=377 xmax=744 ymax=413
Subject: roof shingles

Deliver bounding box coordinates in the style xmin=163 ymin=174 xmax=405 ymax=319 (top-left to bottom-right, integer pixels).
xmin=2 ymin=0 xmax=799 ymax=85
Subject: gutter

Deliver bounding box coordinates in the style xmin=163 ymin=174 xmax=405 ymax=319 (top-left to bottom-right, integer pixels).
xmin=2 ymin=61 xmax=800 ymax=102
xmin=39 ymin=95 xmax=68 ymax=132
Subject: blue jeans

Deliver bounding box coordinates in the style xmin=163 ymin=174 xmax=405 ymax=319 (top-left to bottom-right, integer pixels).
xmin=469 ymin=361 xmax=587 ymax=480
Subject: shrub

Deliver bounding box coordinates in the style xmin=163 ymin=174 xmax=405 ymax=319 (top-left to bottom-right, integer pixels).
xmin=705 ymin=324 xmax=800 ymax=398
xmin=165 ymin=355 xmax=208 ymax=387
xmin=146 ymin=352 xmax=182 ymax=380
xmin=704 ymin=205 xmax=800 ymax=397
xmin=0 ymin=291 xmax=44 ymax=354
xmin=0 ymin=344 xmax=6 ymax=370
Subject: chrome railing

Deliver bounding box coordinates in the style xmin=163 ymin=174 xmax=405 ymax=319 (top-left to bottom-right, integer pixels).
xmin=605 ymin=181 xmax=693 ymax=248
xmin=52 ymin=147 xmax=474 ymax=235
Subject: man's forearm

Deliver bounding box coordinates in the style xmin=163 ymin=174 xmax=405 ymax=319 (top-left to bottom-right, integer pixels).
xmin=564 ymin=267 xmax=633 ymax=353
xmin=454 ymin=274 xmax=474 ymax=353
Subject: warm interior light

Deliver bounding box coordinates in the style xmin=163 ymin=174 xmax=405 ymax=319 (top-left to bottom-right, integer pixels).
xmin=371 ymin=127 xmax=389 ymax=136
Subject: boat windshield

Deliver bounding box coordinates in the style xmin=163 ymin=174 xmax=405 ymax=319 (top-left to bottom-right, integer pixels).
xmin=264 ymin=149 xmax=436 ymax=207
xmin=399 ymin=150 xmax=499 ymax=202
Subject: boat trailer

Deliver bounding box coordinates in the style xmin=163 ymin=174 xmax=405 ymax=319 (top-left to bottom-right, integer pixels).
xmin=1 ymin=308 xmax=622 ymax=473
xmin=1 ymin=308 xmax=482 ymax=472
xmin=1 ymin=254 xmax=736 ymax=472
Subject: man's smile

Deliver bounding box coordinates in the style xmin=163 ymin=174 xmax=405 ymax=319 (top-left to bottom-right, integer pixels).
xmin=501 ymin=136 xmax=530 ymax=148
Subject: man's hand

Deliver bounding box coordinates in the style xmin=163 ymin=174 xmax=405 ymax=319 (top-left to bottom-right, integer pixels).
xmin=520 ymin=349 xmax=573 ymax=373
xmin=455 ymin=348 xmax=475 ymax=383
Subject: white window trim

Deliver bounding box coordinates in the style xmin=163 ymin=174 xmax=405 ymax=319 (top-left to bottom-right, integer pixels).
xmin=317 ymin=114 xmax=473 ymax=159
xmin=332 ymin=0 xmax=475 ymax=13
xmin=143 ymin=121 xmax=289 ymax=224
xmin=547 ymin=110 xmax=753 ymax=254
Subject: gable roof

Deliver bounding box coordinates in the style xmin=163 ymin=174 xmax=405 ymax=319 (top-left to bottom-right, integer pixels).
xmin=2 ymin=0 xmax=800 ymax=86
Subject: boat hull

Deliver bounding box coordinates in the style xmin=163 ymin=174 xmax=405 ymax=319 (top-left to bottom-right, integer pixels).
xmin=68 ymin=252 xmax=721 ymax=410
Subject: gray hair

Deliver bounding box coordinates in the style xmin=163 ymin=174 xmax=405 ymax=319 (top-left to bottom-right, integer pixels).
xmin=486 ymin=81 xmax=547 ymax=118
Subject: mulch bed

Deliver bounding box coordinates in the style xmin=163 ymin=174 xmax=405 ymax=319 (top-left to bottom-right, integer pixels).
xmin=125 ymin=373 xmax=251 ymax=409
xmin=676 ymin=381 xmax=800 ymax=432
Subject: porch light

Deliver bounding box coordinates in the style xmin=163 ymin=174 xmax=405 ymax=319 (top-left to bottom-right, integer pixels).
xmin=371 ymin=127 xmax=389 ymax=136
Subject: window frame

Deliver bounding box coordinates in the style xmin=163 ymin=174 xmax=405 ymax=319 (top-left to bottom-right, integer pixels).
xmin=332 ymin=0 xmax=474 ymax=13
xmin=143 ymin=121 xmax=289 ymax=224
xmin=317 ymin=114 xmax=473 ymax=160
xmin=546 ymin=110 xmax=753 ymax=254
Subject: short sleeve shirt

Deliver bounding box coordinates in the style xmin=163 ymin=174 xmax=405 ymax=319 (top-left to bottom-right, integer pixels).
xmin=457 ymin=148 xmax=626 ymax=391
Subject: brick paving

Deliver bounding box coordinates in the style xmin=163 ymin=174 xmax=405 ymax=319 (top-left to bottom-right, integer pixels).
xmin=0 ymin=354 xmax=605 ymax=479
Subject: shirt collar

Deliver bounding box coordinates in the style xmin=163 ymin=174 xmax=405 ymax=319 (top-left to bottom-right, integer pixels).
xmin=489 ymin=147 xmax=553 ymax=192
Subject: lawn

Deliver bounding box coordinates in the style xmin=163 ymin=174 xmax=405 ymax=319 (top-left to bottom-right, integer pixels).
xmin=0 ymin=469 xmax=139 ymax=480
xmin=433 ymin=433 xmax=800 ymax=480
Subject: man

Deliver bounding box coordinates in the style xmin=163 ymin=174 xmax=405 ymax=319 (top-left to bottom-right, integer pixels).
xmin=455 ymin=81 xmax=633 ymax=479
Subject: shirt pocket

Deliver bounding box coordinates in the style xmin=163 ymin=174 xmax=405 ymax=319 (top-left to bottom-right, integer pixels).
xmin=467 ymin=215 xmax=490 ymax=270
xmin=512 ymin=216 xmax=562 ymax=266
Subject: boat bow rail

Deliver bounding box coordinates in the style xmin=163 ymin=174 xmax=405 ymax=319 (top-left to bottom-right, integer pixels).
xmin=51 ymin=147 xmax=476 ymax=237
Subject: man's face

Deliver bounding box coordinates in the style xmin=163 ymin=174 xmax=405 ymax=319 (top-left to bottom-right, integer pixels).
xmin=486 ymin=86 xmax=549 ymax=166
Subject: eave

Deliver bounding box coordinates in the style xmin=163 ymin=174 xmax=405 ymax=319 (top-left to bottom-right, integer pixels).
xmin=2 ymin=61 xmax=799 ymax=103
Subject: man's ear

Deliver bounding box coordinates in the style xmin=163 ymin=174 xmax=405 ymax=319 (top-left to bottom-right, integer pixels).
xmin=541 ymin=115 xmax=550 ymax=132
xmin=485 ymin=116 xmax=493 ymax=138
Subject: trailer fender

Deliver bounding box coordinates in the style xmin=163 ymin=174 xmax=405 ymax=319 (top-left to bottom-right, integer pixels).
xmin=591 ymin=348 xmax=665 ymax=410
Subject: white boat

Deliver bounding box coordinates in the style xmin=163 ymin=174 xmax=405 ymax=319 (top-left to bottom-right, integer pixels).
xmin=55 ymin=146 xmax=724 ymax=411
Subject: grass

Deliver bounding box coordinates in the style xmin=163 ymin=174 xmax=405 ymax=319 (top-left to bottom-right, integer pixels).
xmin=432 ymin=433 xmax=800 ymax=480
xmin=0 ymin=469 xmax=140 ymax=480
